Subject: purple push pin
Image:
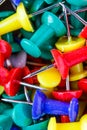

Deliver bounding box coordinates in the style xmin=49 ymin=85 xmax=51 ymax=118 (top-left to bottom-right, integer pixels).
xmin=32 ymin=90 xmax=79 ymax=122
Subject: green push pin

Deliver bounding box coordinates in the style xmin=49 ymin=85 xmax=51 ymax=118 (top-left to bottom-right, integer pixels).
xmin=22 ymin=119 xmax=49 ymax=130
xmin=2 ymin=103 xmax=33 ymax=127
xmin=21 ymin=0 xmax=33 ymax=9
xmin=21 ymin=29 xmax=33 ymax=39
xmin=40 ymin=36 xmax=57 ymax=60
xmin=2 ymin=32 xmax=22 ymax=53
xmin=12 ymin=104 xmax=32 ymax=127
xmin=66 ymin=0 xmax=87 ymax=29
xmin=0 ymin=11 xmax=14 ymax=19
xmin=0 ymin=115 xmax=13 ymax=130
xmin=30 ymin=0 xmax=57 ymax=13
xmin=21 ymin=11 xmax=66 ymax=58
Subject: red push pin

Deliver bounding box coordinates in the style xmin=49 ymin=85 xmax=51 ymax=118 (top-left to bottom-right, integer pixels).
xmin=23 ymin=46 xmax=87 ymax=80
xmin=4 ymin=68 xmax=48 ymax=96
xmin=0 ymin=39 xmax=12 ymax=66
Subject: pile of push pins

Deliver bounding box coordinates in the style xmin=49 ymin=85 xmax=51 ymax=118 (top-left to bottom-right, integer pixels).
xmin=0 ymin=0 xmax=87 ymax=129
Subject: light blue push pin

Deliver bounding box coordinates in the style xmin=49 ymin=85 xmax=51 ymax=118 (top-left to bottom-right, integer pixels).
xmin=21 ymin=11 xmax=66 ymax=58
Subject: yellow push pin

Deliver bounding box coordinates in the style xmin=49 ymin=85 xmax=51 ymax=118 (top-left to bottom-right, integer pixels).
xmin=0 ymin=3 xmax=34 ymax=35
xmin=0 ymin=85 xmax=4 ymax=95
xmin=69 ymin=63 xmax=87 ymax=81
xmin=55 ymin=3 xmax=86 ymax=53
xmin=55 ymin=36 xmax=86 ymax=52
xmin=0 ymin=1 xmax=64 ymax=35
xmin=48 ymin=115 xmax=87 ymax=130
xmin=37 ymin=67 xmax=61 ymax=89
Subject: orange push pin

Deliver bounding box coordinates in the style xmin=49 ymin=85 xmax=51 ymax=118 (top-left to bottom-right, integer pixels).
xmin=48 ymin=114 xmax=87 ymax=130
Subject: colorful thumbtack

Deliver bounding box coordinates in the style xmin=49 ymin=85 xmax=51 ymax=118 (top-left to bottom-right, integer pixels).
xmin=63 ymin=5 xmax=87 ymax=39
xmin=22 ymin=119 xmax=49 ymax=130
xmin=21 ymin=11 xmax=66 ymax=58
xmin=51 ymin=46 xmax=87 ymax=79
xmin=55 ymin=3 xmax=86 ymax=52
xmin=11 ymin=0 xmax=20 ymax=6
xmin=23 ymin=46 xmax=87 ymax=79
xmin=0 ymin=3 xmax=34 ymax=35
xmin=30 ymin=0 xmax=61 ymax=13
xmin=2 ymin=32 xmax=22 ymax=53
xmin=12 ymin=103 xmax=32 ymax=127
xmin=4 ymin=68 xmax=48 ymax=96
xmin=48 ymin=114 xmax=87 ymax=130
xmin=0 ymin=1 xmax=66 ymax=35
xmin=66 ymin=0 xmax=87 ymax=29
xmin=55 ymin=36 xmax=86 ymax=52
xmin=70 ymin=63 xmax=87 ymax=81
xmin=0 ymin=115 xmax=13 ymax=130
xmin=52 ymin=90 xmax=82 ymax=102
xmin=10 ymin=51 xmax=27 ymax=68
xmin=37 ymin=67 xmax=61 ymax=88
xmin=32 ymin=90 xmax=79 ymax=122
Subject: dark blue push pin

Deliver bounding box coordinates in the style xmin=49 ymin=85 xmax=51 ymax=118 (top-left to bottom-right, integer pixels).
xmin=10 ymin=125 xmax=20 ymax=130
xmin=32 ymin=90 xmax=79 ymax=122
xmin=11 ymin=0 xmax=20 ymax=6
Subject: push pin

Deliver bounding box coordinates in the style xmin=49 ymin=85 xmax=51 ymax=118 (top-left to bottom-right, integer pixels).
xmin=32 ymin=90 xmax=79 ymax=122
xmin=30 ymin=0 xmax=62 ymax=12
xmin=37 ymin=67 xmax=61 ymax=89
xmin=48 ymin=114 xmax=87 ymax=130
xmin=0 ymin=39 xmax=12 ymax=67
xmin=62 ymin=5 xmax=87 ymax=39
xmin=0 ymin=1 xmax=65 ymax=35
xmin=66 ymin=0 xmax=87 ymax=29
xmin=56 ymin=3 xmax=86 ymax=52
xmin=21 ymin=11 xmax=66 ymax=58
xmin=23 ymin=45 xmax=87 ymax=79
xmin=2 ymin=32 xmax=22 ymax=53
xmin=3 ymin=68 xmax=48 ymax=96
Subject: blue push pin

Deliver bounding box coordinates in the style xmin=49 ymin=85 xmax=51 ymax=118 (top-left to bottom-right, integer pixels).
xmin=21 ymin=11 xmax=66 ymax=58
xmin=32 ymin=90 xmax=79 ymax=122
xmin=10 ymin=125 xmax=20 ymax=130
xmin=11 ymin=0 xmax=21 ymax=6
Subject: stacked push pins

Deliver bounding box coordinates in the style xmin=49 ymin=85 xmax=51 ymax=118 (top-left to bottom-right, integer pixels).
xmin=0 ymin=0 xmax=87 ymax=129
